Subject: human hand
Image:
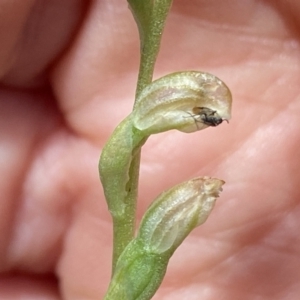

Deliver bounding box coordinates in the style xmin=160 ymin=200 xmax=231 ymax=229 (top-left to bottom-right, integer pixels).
xmin=1 ymin=0 xmax=300 ymax=299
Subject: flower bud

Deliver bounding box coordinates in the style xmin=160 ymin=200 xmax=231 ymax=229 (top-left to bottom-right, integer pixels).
xmin=104 ymin=177 xmax=224 ymax=300
xmin=137 ymin=177 xmax=224 ymax=254
xmin=132 ymin=71 xmax=232 ymax=134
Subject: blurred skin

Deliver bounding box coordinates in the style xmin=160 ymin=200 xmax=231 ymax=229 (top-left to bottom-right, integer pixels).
xmin=1 ymin=0 xmax=300 ymax=299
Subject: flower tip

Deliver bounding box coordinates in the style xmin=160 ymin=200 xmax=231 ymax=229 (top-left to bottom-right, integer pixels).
xmin=198 ymin=176 xmax=225 ymax=198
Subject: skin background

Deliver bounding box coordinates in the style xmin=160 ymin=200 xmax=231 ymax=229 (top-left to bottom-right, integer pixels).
xmin=0 ymin=0 xmax=300 ymax=299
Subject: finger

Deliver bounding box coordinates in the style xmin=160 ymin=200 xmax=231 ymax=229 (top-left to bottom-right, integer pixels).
xmin=0 ymin=0 xmax=88 ymax=88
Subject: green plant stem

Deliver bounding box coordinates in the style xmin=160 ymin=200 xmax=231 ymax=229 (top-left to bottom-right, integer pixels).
xmin=104 ymin=0 xmax=173 ymax=275
xmin=99 ymin=118 xmax=147 ymax=273
xmin=111 ymin=144 xmax=142 ymax=271
xmin=134 ymin=1 xmax=173 ymax=100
